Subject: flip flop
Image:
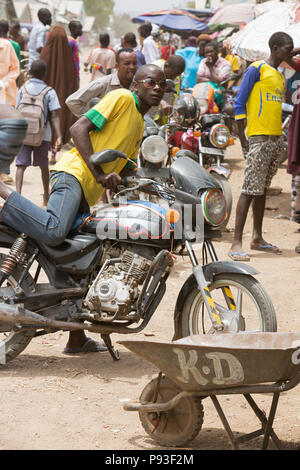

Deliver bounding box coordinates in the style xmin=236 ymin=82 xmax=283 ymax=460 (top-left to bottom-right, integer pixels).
xmin=63 ymin=337 xmax=107 ymax=354
xmin=228 ymin=251 xmax=250 ymax=261
xmin=250 ymin=243 xmax=281 ymax=254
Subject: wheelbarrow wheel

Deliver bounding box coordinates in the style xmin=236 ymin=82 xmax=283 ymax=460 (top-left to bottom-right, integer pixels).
xmin=139 ymin=375 xmax=204 ymax=447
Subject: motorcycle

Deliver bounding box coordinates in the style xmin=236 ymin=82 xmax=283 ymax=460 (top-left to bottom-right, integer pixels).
xmin=163 ymin=84 xmax=234 ymax=231
xmin=0 ymin=149 xmax=277 ymax=365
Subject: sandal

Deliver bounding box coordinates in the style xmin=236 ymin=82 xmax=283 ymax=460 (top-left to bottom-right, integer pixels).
xmin=63 ymin=337 xmax=107 ymax=354
xmin=228 ymin=251 xmax=250 ymax=261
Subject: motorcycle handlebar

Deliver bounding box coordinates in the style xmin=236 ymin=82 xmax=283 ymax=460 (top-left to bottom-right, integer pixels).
xmin=120 ymin=176 xmax=136 ymax=187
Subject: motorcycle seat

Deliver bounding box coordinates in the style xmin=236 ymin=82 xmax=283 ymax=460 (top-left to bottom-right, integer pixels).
xmin=38 ymin=233 xmax=99 ymax=265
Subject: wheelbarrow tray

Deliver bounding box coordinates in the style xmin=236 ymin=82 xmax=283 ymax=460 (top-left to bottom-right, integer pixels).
xmin=119 ymin=332 xmax=300 ymax=392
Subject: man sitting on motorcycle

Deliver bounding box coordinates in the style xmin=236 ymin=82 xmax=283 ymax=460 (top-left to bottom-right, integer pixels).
xmin=0 ymin=64 xmax=167 ymax=354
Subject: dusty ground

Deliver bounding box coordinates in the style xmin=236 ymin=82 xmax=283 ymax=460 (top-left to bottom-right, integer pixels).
xmin=1 ymin=53 xmax=300 ymax=451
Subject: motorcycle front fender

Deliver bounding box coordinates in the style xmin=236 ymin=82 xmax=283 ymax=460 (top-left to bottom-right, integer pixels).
xmin=208 ymin=165 xmax=231 ymax=179
xmin=173 ymin=261 xmax=259 ymax=340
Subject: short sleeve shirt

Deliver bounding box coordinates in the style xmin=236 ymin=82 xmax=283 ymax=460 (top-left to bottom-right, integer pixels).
xmin=88 ymin=47 xmax=116 ymax=80
xmin=28 ymin=21 xmax=47 ymax=66
xmin=52 ymin=89 xmax=145 ymax=207
xmin=16 ymin=78 xmax=61 ymax=141
xmin=197 ymin=57 xmax=232 ymax=82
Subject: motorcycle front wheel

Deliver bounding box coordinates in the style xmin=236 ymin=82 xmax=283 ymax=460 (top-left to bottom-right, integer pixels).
xmin=180 ymin=273 xmax=277 ymax=336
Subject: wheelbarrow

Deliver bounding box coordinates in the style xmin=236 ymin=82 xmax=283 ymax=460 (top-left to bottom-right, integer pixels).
xmin=119 ymin=332 xmax=300 ymax=449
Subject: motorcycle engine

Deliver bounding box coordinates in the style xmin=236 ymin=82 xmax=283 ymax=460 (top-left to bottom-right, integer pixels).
xmin=84 ymin=247 xmax=153 ymax=322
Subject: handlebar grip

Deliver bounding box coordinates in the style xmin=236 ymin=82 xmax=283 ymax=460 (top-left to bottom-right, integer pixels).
xmin=120 ymin=176 xmax=136 ymax=187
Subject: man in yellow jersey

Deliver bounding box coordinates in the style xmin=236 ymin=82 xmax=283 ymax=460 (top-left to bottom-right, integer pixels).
xmin=0 ymin=64 xmax=167 ymax=353
xmin=229 ymin=32 xmax=294 ymax=261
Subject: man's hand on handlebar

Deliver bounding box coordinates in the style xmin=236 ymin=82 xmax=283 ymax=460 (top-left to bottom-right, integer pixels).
xmin=96 ymin=172 xmax=122 ymax=191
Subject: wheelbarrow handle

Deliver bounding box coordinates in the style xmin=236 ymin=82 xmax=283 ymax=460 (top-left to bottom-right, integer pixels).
xmin=123 ymin=390 xmax=196 ymax=413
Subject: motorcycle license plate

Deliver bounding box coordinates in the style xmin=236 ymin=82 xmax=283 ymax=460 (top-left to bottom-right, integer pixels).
xmin=199 ymin=146 xmax=225 ymax=156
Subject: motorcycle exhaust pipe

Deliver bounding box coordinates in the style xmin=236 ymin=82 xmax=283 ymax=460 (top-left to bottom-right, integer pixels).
xmin=0 ymin=303 xmax=116 ymax=334
xmin=0 ymin=303 xmax=149 ymax=335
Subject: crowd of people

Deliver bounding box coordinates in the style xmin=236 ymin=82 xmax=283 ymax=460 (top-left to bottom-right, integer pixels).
xmin=1 ymin=8 xmax=300 ymax=271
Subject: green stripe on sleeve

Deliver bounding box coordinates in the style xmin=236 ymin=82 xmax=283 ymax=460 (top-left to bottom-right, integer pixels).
xmin=84 ymin=108 xmax=107 ymax=130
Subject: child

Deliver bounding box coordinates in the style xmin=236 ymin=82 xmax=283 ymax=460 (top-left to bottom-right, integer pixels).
xmin=15 ymin=59 xmax=62 ymax=206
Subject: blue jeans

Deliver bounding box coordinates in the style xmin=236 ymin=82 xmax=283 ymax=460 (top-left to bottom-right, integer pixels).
xmin=1 ymin=172 xmax=89 ymax=246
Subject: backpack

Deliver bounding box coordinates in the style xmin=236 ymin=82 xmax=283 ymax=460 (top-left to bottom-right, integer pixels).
xmin=17 ymin=84 xmax=52 ymax=147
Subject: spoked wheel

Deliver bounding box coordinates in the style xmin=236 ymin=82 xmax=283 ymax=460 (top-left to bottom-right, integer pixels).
xmin=180 ymin=273 xmax=277 ymax=337
xmin=0 ymin=252 xmax=36 ymax=364
xmin=139 ymin=375 xmax=204 ymax=447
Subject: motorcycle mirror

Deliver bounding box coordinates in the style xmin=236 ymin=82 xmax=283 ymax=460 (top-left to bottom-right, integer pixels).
xmin=166 ymin=79 xmax=177 ymax=94
xmin=90 ymin=150 xmax=127 ymax=165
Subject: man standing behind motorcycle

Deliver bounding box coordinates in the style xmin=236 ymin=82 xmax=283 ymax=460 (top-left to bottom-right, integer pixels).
xmin=149 ymin=55 xmax=185 ymax=124
xmin=66 ymin=48 xmax=137 ymax=117
xmin=229 ymin=32 xmax=294 ymax=261
xmin=0 ymin=64 xmax=167 ymax=354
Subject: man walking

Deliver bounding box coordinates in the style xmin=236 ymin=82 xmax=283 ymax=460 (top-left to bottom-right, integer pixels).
xmin=122 ymin=32 xmax=146 ymax=69
xmin=229 ymin=32 xmax=294 ymax=261
xmin=0 ymin=20 xmax=21 ymax=64
xmin=87 ymin=33 xmax=116 ymax=81
xmin=68 ymin=20 xmax=83 ymax=87
xmin=66 ymin=48 xmax=137 ymax=117
xmin=28 ymin=8 xmax=52 ymax=67
xmin=15 ymin=60 xmax=62 ymax=206
xmin=0 ymin=37 xmax=19 ymax=184
xmin=138 ymin=23 xmax=160 ymax=64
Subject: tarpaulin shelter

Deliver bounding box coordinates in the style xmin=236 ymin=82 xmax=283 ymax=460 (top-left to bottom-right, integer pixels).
xmin=131 ymin=9 xmax=209 ymax=34
xmin=227 ymin=2 xmax=300 ymax=62
xmin=208 ymin=3 xmax=256 ymax=30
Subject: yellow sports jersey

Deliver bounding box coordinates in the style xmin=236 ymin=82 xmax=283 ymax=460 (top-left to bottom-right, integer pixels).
xmin=52 ymin=89 xmax=144 ymax=207
xmin=225 ymin=54 xmax=239 ymax=73
xmin=234 ymin=61 xmax=285 ymax=137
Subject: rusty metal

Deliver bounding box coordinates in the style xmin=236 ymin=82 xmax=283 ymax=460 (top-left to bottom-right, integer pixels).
xmin=120 ymin=333 xmax=300 ymax=449
xmin=0 ymin=303 xmax=158 ymax=335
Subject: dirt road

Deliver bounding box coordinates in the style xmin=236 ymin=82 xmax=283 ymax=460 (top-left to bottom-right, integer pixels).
xmin=1 ymin=53 xmax=300 ymax=451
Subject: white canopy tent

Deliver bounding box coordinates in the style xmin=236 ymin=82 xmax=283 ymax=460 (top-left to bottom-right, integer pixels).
xmin=227 ymin=2 xmax=300 ymax=62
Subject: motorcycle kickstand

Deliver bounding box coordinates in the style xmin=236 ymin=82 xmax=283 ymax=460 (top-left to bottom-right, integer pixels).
xmin=101 ymin=334 xmax=120 ymax=361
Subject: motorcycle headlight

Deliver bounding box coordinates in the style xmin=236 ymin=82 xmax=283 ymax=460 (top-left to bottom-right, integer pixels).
xmin=141 ymin=135 xmax=168 ymax=163
xmin=209 ymin=124 xmax=230 ymax=148
xmin=201 ymin=189 xmax=226 ymax=226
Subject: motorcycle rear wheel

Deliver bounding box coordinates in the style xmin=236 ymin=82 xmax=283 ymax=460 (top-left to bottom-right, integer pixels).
xmin=139 ymin=375 xmax=204 ymax=447
xmin=180 ymin=273 xmax=277 ymax=336
xmin=0 ymin=252 xmax=36 ymax=364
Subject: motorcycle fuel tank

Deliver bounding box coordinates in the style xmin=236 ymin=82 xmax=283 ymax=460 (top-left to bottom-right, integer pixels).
xmin=82 ymin=201 xmax=172 ymax=248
